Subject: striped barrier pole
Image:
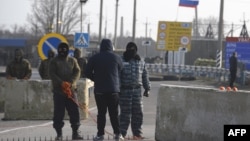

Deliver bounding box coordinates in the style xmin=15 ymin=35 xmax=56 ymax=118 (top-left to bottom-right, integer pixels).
xmin=216 ymin=49 xmax=222 ymax=68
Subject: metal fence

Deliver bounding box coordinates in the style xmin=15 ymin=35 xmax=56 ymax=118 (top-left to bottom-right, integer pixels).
xmin=0 ymin=135 xmax=147 ymax=141
xmin=146 ymin=63 xmax=249 ymax=85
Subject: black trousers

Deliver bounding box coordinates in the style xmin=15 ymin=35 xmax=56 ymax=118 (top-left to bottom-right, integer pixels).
xmin=94 ymin=92 xmax=120 ymax=136
xmin=230 ymin=70 xmax=237 ymax=87
xmin=53 ymin=90 xmax=81 ymax=130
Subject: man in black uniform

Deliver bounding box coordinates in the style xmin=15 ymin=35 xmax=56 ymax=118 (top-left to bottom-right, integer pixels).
xmin=5 ymin=49 xmax=32 ymax=80
xmin=229 ymin=51 xmax=238 ymax=88
xmin=49 ymin=42 xmax=82 ymax=140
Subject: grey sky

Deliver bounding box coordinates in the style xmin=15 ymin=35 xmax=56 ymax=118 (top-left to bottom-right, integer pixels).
xmin=0 ymin=0 xmax=250 ymax=39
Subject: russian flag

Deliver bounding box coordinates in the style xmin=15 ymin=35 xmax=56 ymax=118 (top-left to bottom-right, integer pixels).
xmin=179 ymin=0 xmax=199 ymax=8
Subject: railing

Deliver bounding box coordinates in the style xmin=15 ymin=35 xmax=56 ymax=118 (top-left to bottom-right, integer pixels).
xmin=146 ymin=63 xmax=247 ymax=83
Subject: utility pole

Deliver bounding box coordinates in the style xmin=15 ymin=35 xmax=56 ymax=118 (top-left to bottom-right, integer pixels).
xmin=87 ymin=16 xmax=92 ymax=34
xmin=195 ymin=7 xmax=199 ymax=38
xmin=56 ymin=0 xmax=60 ymax=33
xmin=238 ymin=13 xmax=249 ymax=38
xmin=88 ymin=22 xmax=91 ymax=34
xmin=230 ymin=23 xmax=234 ymax=37
xmin=98 ymin=0 xmax=103 ymax=44
xmin=205 ymin=23 xmax=214 ymax=39
xmin=120 ymin=17 xmax=124 ymax=37
xmin=114 ymin=0 xmax=119 ymax=48
xmin=217 ymin=0 xmax=224 ymax=68
xmin=104 ymin=16 xmax=107 ymax=38
xmin=80 ymin=0 xmax=88 ymax=32
xmin=145 ymin=18 xmax=148 ymax=57
xmin=239 ymin=21 xmax=249 ymax=38
xmin=80 ymin=1 xmax=83 ymax=32
xmin=132 ymin=0 xmax=137 ymax=42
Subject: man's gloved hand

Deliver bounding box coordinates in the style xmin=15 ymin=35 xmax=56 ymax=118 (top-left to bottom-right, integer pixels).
xmin=143 ymin=89 xmax=150 ymax=97
xmin=6 ymin=75 xmax=16 ymax=80
xmin=62 ymin=81 xmax=73 ymax=98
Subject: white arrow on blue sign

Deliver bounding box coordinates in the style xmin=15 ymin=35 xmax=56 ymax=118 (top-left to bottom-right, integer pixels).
xmin=38 ymin=33 xmax=68 ymax=60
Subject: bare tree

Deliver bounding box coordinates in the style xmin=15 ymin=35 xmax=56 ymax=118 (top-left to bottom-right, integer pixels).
xmin=27 ymin=0 xmax=84 ymax=35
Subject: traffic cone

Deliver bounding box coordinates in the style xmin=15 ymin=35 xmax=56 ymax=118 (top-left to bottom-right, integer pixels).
xmin=226 ymin=86 xmax=232 ymax=91
xmin=219 ymin=86 xmax=225 ymax=91
xmin=232 ymin=87 xmax=238 ymax=92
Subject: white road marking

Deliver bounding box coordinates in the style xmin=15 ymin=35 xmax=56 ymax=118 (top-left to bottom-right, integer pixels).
xmin=0 ymin=122 xmax=53 ymax=134
xmin=0 ymin=107 xmax=97 ymax=134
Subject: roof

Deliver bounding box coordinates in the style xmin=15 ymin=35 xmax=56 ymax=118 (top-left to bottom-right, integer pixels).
xmin=0 ymin=38 xmax=27 ymax=47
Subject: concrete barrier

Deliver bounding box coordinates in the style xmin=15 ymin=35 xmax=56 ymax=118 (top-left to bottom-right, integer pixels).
xmin=155 ymin=85 xmax=250 ymax=141
xmin=0 ymin=78 xmax=5 ymax=112
xmin=1 ymin=78 xmax=92 ymax=120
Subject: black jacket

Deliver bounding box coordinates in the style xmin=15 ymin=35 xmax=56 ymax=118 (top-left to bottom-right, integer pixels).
xmin=229 ymin=55 xmax=237 ymax=72
xmin=85 ymin=39 xmax=123 ymax=93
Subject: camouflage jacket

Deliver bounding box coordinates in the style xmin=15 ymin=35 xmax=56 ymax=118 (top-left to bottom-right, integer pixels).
xmin=76 ymin=57 xmax=87 ymax=78
xmin=5 ymin=59 xmax=32 ymax=79
xmin=38 ymin=59 xmax=52 ymax=79
xmin=49 ymin=56 xmax=80 ymax=91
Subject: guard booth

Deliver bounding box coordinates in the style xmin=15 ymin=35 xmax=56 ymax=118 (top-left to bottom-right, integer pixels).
xmin=0 ymin=38 xmax=29 ymax=77
xmin=0 ymin=38 xmax=27 ymax=66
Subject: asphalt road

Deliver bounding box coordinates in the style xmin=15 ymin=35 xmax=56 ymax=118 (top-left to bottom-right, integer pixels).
xmin=1 ymin=66 xmax=249 ymax=141
xmin=0 ymin=79 xmax=221 ymax=141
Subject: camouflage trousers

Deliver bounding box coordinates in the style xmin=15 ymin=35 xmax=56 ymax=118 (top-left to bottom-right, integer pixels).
xmin=119 ymin=87 xmax=143 ymax=137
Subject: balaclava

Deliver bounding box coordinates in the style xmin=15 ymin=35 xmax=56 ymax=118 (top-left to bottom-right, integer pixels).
xmin=14 ymin=49 xmax=23 ymax=63
xmin=74 ymin=48 xmax=81 ymax=59
xmin=57 ymin=42 xmax=69 ymax=58
xmin=48 ymin=50 xmax=55 ymax=59
xmin=123 ymin=42 xmax=138 ymax=62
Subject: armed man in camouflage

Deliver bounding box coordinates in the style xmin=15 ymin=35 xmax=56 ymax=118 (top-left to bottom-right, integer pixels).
xmin=73 ymin=48 xmax=87 ymax=78
xmin=49 ymin=42 xmax=82 ymax=140
xmin=38 ymin=49 xmax=55 ymax=79
xmin=5 ymin=49 xmax=32 ymax=80
xmin=119 ymin=42 xmax=151 ymax=140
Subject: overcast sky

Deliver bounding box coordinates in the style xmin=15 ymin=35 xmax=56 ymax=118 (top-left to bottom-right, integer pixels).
xmin=0 ymin=0 xmax=250 ymax=40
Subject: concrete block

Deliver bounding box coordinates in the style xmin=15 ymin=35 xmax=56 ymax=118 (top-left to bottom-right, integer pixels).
xmin=155 ymin=85 xmax=250 ymax=141
xmin=3 ymin=79 xmax=90 ymax=120
xmin=0 ymin=78 xmax=6 ymax=112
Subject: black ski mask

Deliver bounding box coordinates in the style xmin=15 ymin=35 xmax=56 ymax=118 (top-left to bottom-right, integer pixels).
xmin=48 ymin=50 xmax=55 ymax=59
xmin=123 ymin=42 xmax=140 ymax=62
xmin=57 ymin=42 xmax=69 ymax=58
xmin=14 ymin=49 xmax=23 ymax=63
xmin=74 ymin=48 xmax=81 ymax=59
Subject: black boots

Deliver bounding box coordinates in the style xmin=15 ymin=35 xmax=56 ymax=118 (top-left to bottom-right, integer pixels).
xmin=55 ymin=136 xmax=62 ymax=141
xmin=55 ymin=129 xmax=62 ymax=141
xmin=55 ymin=128 xmax=83 ymax=140
xmin=72 ymin=130 xmax=83 ymax=140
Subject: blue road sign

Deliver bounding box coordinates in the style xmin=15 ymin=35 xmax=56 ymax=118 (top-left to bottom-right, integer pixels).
xmin=68 ymin=47 xmax=75 ymax=57
xmin=38 ymin=33 xmax=68 ymax=60
xmin=74 ymin=33 xmax=89 ymax=48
